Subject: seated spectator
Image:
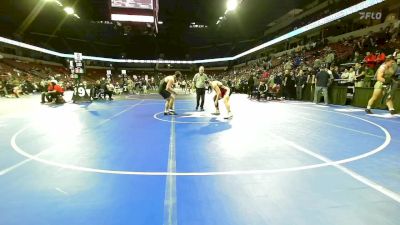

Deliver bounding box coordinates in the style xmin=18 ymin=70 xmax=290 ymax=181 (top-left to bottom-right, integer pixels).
xmin=257 ymin=80 xmax=268 ymax=101
xmin=267 ymin=74 xmax=282 ymax=99
xmin=347 ymin=67 xmax=356 ymax=83
xmin=41 ymin=81 xmax=52 ymax=102
xmin=330 ymin=66 xmax=340 ymax=80
xmin=41 ymin=80 xmax=65 ymax=104
xmin=284 ymin=60 xmax=293 ymax=71
xmin=341 ymin=68 xmax=350 ymax=80
xmin=114 ymin=82 xmax=123 ymax=95
xmin=294 ymin=55 xmax=302 ymax=67
xmin=11 ymin=79 xmax=22 ymax=98
xmin=91 ymin=80 xmax=104 ymax=100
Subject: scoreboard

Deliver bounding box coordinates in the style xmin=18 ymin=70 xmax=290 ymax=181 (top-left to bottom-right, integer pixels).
xmin=110 ymin=0 xmax=158 ymax=24
xmin=111 ymin=0 xmax=153 ymax=10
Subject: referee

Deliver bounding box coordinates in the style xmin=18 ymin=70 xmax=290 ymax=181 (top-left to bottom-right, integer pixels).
xmin=193 ymin=66 xmax=208 ymax=111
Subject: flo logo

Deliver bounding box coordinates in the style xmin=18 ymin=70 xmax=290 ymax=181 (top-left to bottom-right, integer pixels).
xmin=359 ymin=12 xmax=382 ymax=20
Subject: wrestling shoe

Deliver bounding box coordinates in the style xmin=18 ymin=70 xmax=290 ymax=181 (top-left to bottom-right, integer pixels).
xmin=224 ymin=112 xmax=233 ymax=119
xmin=168 ymin=111 xmax=178 ymax=115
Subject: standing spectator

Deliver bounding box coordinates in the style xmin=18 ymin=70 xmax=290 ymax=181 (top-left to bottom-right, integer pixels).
xmin=354 ymin=63 xmax=366 ymax=87
xmin=286 ymin=70 xmax=296 ymax=100
xmin=247 ymin=75 xmax=254 ymax=97
xmin=375 ymin=50 xmax=386 ymax=66
xmin=295 ymin=70 xmax=306 ymax=100
xmin=313 ymin=58 xmax=323 ymax=69
xmin=324 ymin=50 xmax=335 ymax=67
xmin=105 ymin=80 xmax=114 ymax=100
xmin=294 ymin=54 xmax=302 ymax=67
xmin=306 ymin=67 xmax=316 ymax=99
xmin=364 ymin=52 xmax=376 ymax=71
xmin=282 ymin=70 xmax=289 ymax=99
xmin=193 ymin=66 xmax=208 ymax=111
xmin=314 ymin=67 xmax=332 ymax=105
xmin=127 ymin=78 xmax=134 ymax=94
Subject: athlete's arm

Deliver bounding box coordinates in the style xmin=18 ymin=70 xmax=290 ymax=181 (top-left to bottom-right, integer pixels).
xmin=376 ymin=65 xmax=386 ymax=83
xmin=214 ymin=84 xmax=221 ymax=104
xmin=166 ymin=79 xmax=176 ymax=94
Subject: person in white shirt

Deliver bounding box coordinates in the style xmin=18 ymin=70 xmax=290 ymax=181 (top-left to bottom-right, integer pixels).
xmin=347 ymin=67 xmax=356 ymax=83
xmin=192 ymin=66 xmax=209 ymax=111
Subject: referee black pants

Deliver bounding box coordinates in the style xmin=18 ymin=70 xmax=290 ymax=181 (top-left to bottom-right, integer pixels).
xmin=196 ymin=88 xmax=206 ymax=109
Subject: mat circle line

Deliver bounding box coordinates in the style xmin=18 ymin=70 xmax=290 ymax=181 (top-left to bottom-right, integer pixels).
xmin=10 ymin=107 xmax=391 ymax=176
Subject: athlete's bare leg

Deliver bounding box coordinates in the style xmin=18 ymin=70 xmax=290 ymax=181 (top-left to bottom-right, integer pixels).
xmin=366 ymin=89 xmax=383 ymax=113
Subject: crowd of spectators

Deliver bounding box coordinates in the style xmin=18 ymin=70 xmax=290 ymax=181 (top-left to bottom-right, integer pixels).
xmin=0 ymin=59 xmax=72 ymax=98
xmin=1 ymin=20 xmax=399 ymax=106
xmin=212 ymin=21 xmax=400 ymax=104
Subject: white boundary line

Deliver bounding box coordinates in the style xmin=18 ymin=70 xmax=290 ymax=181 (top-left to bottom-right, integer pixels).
xmin=0 ymin=150 xmax=48 ymax=176
xmin=55 ymin=188 xmax=69 ymax=195
xmin=2 ymin=100 xmax=144 ymax=175
xmin=297 ymin=113 xmax=386 ymax=139
xmin=9 ymin=110 xmax=391 ymax=176
xmin=153 ymin=111 xmax=226 ymax=124
xmin=163 ymin=117 xmax=178 ymax=225
xmin=97 ymin=100 xmax=144 ymax=126
xmin=294 ymin=110 xmax=400 ymax=144
xmin=273 ymin=134 xmax=400 ymax=203
xmin=288 ymin=102 xmax=400 ymax=125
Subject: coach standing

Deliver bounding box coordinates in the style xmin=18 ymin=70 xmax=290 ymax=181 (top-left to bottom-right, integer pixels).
xmin=193 ymin=66 xmax=208 ymax=111
xmin=314 ymin=66 xmax=332 ymax=105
